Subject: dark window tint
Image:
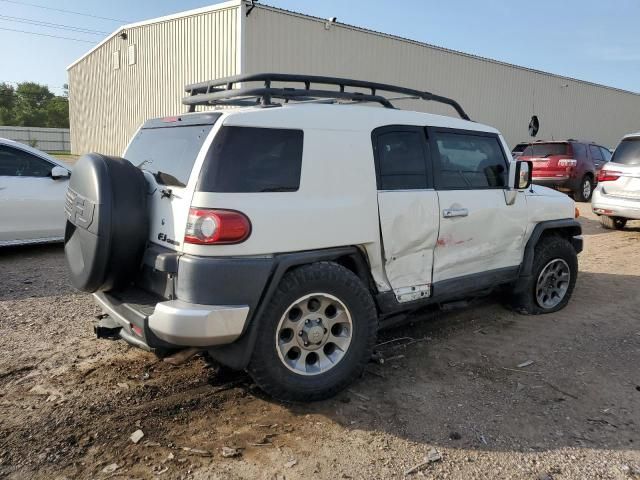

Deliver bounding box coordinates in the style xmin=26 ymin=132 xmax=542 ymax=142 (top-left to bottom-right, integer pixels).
xmin=611 ymin=138 xmax=640 ymax=166
xmin=589 ymin=144 xmax=604 ymax=162
xmin=198 ymin=127 xmax=303 ymax=193
xmin=599 ymin=146 xmax=612 ymax=162
xmin=434 ymin=132 xmax=507 ymax=189
xmin=0 ymin=145 xmax=53 ymax=177
xmin=125 ymin=124 xmax=214 ymax=187
xmin=572 ymin=143 xmax=586 ymax=159
xmin=376 ymin=130 xmax=428 ymax=190
xmin=512 ymin=143 xmax=528 ymax=153
xmin=521 ymin=143 xmax=569 ymax=157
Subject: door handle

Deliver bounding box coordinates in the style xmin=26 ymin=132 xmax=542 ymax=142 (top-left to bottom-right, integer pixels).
xmin=443 ymin=208 xmax=468 ymax=218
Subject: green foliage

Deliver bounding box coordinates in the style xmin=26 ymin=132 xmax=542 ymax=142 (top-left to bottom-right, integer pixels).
xmin=0 ymin=82 xmax=69 ymax=128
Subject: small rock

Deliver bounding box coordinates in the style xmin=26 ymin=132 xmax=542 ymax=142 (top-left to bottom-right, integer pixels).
xmin=221 ymin=446 xmax=241 ymax=458
xmin=284 ymin=459 xmax=297 ymax=468
xmin=116 ymin=382 xmax=129 ymax=390
xmin=517 ymin=360 xmax=534 ymax=368
xmin=426 ymin=448 xmax=442 ymax=463
xmin=101 ymin=463 xmax=119 ymax=474
xmin=537 ymin=474 xmax=553 ymax=480
xmin=130 ymin=429 xmax=144 ymax=444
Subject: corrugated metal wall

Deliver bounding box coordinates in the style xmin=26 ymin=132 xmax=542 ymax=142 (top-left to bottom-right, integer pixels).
xmin=0 ymin=126 xmax=71 ymax=152
xmin=68 ymin=4 xmax=239 ymax=155
xmin=244 ymin=6 xmax=640 ymax=149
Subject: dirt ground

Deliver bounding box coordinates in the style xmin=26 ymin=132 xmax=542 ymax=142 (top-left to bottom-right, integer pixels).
xmin=0 ymin=205 xmax=638 ymax=480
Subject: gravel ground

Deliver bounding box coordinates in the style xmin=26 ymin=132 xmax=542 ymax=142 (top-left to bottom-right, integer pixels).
xmin=0 ymin=205 xmax=638 ymax=480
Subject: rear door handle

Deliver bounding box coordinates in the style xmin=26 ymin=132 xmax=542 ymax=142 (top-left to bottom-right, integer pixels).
xmin=443 ymin=208 xmax=468 ymax=218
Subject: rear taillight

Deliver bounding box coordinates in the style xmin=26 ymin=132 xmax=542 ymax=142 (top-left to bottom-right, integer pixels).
xmin=184 ymin=208 xmax=251 ymax=245
xmin=597 ymin=170 xmax=622 ymax=182
xmin=558 ymin=158 xmax=577 ymax=167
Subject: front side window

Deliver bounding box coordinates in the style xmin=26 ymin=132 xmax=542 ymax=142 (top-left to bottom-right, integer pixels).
xmin=374 ymin=128 xmax=429 ymax=190
xmin=433 ymin=132 xmax=507 ymax=189
xmin=198 ymin=127 xmax=304 ymax=193
xmin=0 ymin=145 xmax=54 ymax=177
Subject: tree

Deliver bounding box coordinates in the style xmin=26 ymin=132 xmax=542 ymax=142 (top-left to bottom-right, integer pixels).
xmin=13 ymin=82 xmax=54 ymax=127
xmin=0 ymin=82 xmax=16 ymax=125
xmin=45 ymin=96 xmax=70 ymax=128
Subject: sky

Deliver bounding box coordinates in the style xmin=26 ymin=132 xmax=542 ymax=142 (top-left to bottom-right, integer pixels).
xmin=0 ymin=0 xmax=638 ymax=95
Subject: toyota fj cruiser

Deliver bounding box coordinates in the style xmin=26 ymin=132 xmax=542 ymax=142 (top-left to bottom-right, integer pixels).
xmin=64 ymin=74 xmax=582 ymax=401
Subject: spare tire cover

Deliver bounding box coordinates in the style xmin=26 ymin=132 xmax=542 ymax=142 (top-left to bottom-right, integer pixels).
xmin=64 ymin=153 xmax=149 ymax=292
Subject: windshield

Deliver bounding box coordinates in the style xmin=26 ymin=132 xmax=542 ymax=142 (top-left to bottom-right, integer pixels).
xmin=521 ymin=143 xmax=569 ymax=157
xmin=611 ymin=138 xmax=640 ymax=166
xmin=124 ymin=124 xmax=214 ymax=187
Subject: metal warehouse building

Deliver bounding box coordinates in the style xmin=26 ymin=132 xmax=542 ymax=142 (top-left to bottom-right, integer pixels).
xmin=67 ymin=0 xmax=640 ymax=155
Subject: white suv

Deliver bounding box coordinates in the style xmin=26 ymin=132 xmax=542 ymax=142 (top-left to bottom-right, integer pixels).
xmin=64 ymin=74 xmax=582 ymax=401
xmin=592 ymin=132 xmax=640 ymax=229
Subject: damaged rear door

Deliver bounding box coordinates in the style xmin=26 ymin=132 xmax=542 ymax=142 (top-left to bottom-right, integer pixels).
xmin=373 ymin=126 xmax=439 ymax=302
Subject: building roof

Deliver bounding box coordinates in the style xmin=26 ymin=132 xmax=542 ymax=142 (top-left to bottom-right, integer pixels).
xmin=67 ymin=0 xmax=639 ymax=97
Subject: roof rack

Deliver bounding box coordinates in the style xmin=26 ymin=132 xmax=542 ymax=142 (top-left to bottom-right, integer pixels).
xmin=182 ymin=73 xmax=471 ymax=120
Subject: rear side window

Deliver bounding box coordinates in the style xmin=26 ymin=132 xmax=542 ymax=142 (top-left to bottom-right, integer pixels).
xmin=589 ymin=144 xmax=604 ymax=162
xmin=572 ymin=143 xmax=586 ymax=159
xmin=612 ymin=138 xmax=640 ymax=166
xmin=522 ymin=143 xmax=569 ymax=157
xmin=125 ymin=124 xmax=214 ymax=187
xmin=374 ymin=128 xmax=429 ymax=190
xmin=433 ymin=132 xmax=507 ymax=189
xmin=198 ymin=127 xmax=303 ymax=193
xmin=599 ymin=146 xmax=612 ymax=162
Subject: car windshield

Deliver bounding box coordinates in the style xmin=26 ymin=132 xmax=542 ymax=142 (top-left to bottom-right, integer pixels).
xmin=521 ymin=143 xmax=569 ymax=157
xmin=124 ymin=124 xmax=214 ymax=187
xmin=611 ymin=138 xmax=640 ymax=166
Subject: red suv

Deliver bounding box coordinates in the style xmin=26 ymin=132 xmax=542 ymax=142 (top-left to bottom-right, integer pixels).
xmin=519 ymin=140 xmax=612 ymax=201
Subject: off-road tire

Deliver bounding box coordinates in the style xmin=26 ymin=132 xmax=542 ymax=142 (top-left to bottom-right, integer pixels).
xmin=600 ymin=215 xmax=627 ymax=230
xmin=573 ymin=175 xmax=593 ymax=202
xmin=510 ymin=236 xmax=578 ymax=315
xmin=248 ymin=262 xmax=377 ymax=402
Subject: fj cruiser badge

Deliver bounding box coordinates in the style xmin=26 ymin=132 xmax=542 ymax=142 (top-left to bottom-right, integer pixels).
xmin=157 ymin=233 xmax=180 ymax=246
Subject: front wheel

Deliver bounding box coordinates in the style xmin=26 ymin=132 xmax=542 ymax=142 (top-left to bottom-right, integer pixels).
xmin=510 ymin=236 xmax=578 ymax=315
xmin=573 ymin=175 xmax=593 ymax=202
xmin=600 ymin=215 xmax=627 ymax=230
xmin=248 ymin=262 xmax=378 ymax=402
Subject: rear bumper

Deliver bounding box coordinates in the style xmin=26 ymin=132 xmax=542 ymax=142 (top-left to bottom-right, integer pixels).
xmin=93 ymin=291 xmax=249 ymax=350
xmin=592 ymin=189 xmax=640 ymax=220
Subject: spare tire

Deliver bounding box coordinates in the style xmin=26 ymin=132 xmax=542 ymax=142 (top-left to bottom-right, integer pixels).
xmin=64 ymin=153 xmax=149 ymax=292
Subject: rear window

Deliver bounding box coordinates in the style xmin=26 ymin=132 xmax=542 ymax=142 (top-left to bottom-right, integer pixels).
xmin=125 ymin=124 xmax=213 ymax=187
xmin=521 ymin=143 xmax=569 ymax=157
xmin=197 ymin=126 xmax=304 ymax=193
xmin=612 ymin=138 xmax=640 ymax=166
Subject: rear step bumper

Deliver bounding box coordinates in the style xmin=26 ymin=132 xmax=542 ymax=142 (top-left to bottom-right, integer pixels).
xmin=93 ymin=291 xmax=249 ymax=350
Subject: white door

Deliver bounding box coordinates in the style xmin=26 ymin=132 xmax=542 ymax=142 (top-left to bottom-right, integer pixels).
xmin=373 ymin=126 xmax=439 ymax=301
xmin=429 ymin=129 xmax=527 ymax=283
xmin=0 ymin=145 xmax=68 ymax=242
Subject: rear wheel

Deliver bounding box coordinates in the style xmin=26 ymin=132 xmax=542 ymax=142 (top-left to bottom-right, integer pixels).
xmin=248 ymin=262 xmax=377 ymax=402
xmin=573 ymin=175 xmax=593 ymax=202
xmin=600 ymin=216 xmax=627 ymax=230
xmin=510 ymin=236 xmax=577 ymax=315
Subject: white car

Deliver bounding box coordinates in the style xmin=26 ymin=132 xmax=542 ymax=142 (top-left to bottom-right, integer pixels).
xmin=63 ymin=74 xmax=582 ymax=401
xmin=592 ymin=132 xmax=640 ymax=229
xmin=0 ymin=138 xmax=71 ymax=246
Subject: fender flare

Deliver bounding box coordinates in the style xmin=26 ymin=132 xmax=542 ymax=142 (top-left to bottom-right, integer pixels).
xmin=206 ymin=246 xmax=372 ymax=370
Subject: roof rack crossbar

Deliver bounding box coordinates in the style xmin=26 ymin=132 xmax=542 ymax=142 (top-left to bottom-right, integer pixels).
xmin=183 ymin=73 xmax=470 ymax=120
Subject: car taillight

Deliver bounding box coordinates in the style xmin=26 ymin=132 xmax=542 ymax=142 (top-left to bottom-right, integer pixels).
xmin=558 ymin=159 xmax=577 ymax=167
xmin=597 ymin=170 xmax=622 ymax=182
xmin=184 ymin=208 xmax=251 ymax=245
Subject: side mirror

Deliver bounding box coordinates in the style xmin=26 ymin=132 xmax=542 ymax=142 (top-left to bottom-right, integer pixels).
xmin=514 ymin=160 xmax=533 ymax=190
xmin=51 ymin=166 xmax=70 ymax=180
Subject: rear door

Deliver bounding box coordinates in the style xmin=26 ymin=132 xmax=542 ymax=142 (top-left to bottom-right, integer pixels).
xmin=429 ymin=128 xmax=528 ymax=285
xmin=0 ymin=145 xmax=68 ymax=242
xmin=373 ymin=126 xmax=439 ymax=301
xmin=123 ymin=115 xmax=220 ymax=251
